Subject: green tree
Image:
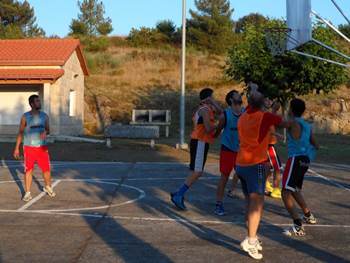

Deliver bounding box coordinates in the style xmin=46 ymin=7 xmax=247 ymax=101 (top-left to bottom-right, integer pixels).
xmin=0 ymin=0 xmax=45 ymax=38
xmin=235 ymin=13 xmax=268 ymax=33
xmin=156 ymin=20 xmax=176 ymax=42
xmin=128 ymin=27 xmax=167 ymax=47
xmin=339 ymin=24 xmax=350 ymax=38
xmin=226 ymin=19 xmax=349 ymax=112
xmin=187 ymin=0 xmax=235 ymax=53
xmin=69 ymin=0 xmax=113 ymax=37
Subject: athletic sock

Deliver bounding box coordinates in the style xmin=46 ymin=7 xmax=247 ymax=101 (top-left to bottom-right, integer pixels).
xmin=304 ymin=211 xmax=311 ymax=217
xmin=177 ymin=184 xmax=189 ymax=196
xmin=293 ymin=218 xmax=303 ymax=227
xmin=248 ymin=237 xmax=258 ymax=245
xmin=216 ymin=201 xmax=223 ymax=206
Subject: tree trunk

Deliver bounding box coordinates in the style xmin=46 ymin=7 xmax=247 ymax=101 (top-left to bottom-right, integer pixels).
xmin=281 ymin=101 xmax=288 ymax=144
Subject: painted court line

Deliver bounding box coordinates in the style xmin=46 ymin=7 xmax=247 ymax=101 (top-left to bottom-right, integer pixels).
xmin=9 ymin=210 xmax=350 ymax=228
xmin=309 ymin=169 xmax=350 ymax=192
xmin=17 ymin=180 xmax=61 ymax=211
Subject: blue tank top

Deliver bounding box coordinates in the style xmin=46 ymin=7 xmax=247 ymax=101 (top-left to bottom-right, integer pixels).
xmin=287 ymin=117 xmax=315 ymax=160
xmin=23 ymin=111 xmax=47 ymax=147
xmin=221 ymin=108 xmax=241 ymax=152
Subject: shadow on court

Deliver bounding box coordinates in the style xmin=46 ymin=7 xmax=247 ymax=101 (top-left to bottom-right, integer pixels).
xmin=0 ymin=159 xmax=349 ymax=262
xmin=57 ymin=160 xmax=350 ymax=262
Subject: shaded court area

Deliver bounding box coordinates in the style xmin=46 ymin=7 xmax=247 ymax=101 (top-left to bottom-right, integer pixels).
xmin=0 ymin=161 xmax=349 ymax=262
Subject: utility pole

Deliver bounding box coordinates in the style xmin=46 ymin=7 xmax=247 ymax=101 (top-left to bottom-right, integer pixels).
xmin=178 ymin=0 xmax=188 ymax=149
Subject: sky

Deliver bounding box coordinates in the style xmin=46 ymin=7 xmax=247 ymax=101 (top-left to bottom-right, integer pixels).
xmin=27 ymin=0 xmax=350 ymax=37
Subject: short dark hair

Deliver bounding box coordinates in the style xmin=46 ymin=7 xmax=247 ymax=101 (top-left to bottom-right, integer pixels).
xmin=28 ymin=95 xmax=39 ymax=106
xmin=225 ymin=90 xmax=239 ymax=106
xmin=248 ymin=92 xmax=264 ymax=109
xmin=290 ymin=98 xmax=306 ymax=117
xmin=199 ymin=88 xmax=213 ymax=100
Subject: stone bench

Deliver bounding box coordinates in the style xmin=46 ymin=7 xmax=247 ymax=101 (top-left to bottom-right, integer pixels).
xmin=104 ymin=124 xmax=159 ymax=148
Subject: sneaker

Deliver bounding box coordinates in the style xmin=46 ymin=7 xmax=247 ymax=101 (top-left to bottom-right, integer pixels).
xmin=270 ymin=187 xmax=282 ymax=199
xmin=22 ymin=192 xmax=32 ymax=202
xmin=227 ymin=190 xmax=238 ymax=199
xmin=283 ymin=225 xmax=306 ymax=237
xmin=170 ymin=193 xmax=186 ymax=210
xmin=256 ymin=237 xmax=263 ymax=251
xmin=214 ymin=203 xmax=226 ymax=216
xmin=240 ymin=238 xmax=263 ymax=260
xmin=43 ymin=186 xmax=56 ymax=198
xmin=265 ymin=181 xmax=273 ymax=194
xmin=303 ymin=213 xmax=317 ymax=224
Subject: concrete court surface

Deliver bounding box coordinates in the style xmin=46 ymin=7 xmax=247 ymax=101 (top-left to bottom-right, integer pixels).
xmin=0 ymin=161 xmax=349 ymax=263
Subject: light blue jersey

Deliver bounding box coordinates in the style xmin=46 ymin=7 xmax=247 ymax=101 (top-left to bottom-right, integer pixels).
xmin=287 ymin=117 xmax=315 ymax=160
xmin=221 ymin=108 xmax=241 ymax=152
xmin=23 ymin=111 xmax=47 ymax=147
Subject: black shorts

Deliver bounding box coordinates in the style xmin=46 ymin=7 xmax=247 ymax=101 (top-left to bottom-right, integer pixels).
xmin=282 ymin=155 xmax=310 ymax=192
xmin=189 ymin=139 xmax=209 ymax=172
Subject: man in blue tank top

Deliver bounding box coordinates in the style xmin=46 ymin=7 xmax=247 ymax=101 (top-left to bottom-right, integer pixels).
xmin=13 ymin=95 xmax=56 ymax=202
xmin=214 ymin=90 xmax=243 ymax=216
xmin=282 ymin=99 xmax=319 ymax=237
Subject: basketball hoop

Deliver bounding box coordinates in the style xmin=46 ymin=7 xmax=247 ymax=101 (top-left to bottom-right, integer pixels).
xmin=265 ymin=27 xmax=292 ymax=56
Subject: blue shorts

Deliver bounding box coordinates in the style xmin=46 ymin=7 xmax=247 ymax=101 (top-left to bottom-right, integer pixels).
xmin=236 ymin=163 xmax=267 ymax=196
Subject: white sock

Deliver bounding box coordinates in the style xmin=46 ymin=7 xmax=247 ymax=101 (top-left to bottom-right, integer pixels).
xmin=248 ymin=237 xmax=258 ymax=245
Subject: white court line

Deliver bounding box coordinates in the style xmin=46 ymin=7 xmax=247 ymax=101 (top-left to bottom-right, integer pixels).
xmin=17 ymin=180 xmax=61 ymax=211
xmin=308 ymin=169 xmax=350 ymax=192
xmin=0 ymin=180 xmax=145 ymax=213
xmin=2 ymin=209 xmax=348 ymax=228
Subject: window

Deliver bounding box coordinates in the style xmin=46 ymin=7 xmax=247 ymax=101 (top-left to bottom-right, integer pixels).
xmin=69 ymin=90 xmax=77 ymax=117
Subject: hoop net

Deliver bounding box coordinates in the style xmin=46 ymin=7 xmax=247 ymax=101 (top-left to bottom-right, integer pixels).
xmin=265 ymin=28 xmax=292 ymax=56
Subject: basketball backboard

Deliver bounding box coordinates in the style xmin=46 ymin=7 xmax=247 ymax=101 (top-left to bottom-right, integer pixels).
xmin=286 ymin=0 xmax=312 ymax=50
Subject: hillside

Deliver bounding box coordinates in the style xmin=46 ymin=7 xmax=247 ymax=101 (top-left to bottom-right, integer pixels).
xmin=83 ymin=45 xmax=350 ymax=135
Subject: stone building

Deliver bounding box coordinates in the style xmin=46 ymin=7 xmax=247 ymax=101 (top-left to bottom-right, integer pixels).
xmin=0 ymin=39 xmax=88 ymax=135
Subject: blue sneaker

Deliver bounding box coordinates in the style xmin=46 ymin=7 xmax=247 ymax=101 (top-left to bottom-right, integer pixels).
xmin=214 ymin=203 xmax=226 ymax=216
xmin=170 ymin=193 xmax=186 ymax=210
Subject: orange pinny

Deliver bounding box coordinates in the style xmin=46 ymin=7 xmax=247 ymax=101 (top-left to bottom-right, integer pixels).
xmin=191 ymin=104 xmax=215 ymax=144
xmin=236 ymin=110 xmax=270 ymax=166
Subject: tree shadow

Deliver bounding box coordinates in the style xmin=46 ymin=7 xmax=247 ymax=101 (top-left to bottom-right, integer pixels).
xmin=62 ymin=157 xmax=347 ymax=262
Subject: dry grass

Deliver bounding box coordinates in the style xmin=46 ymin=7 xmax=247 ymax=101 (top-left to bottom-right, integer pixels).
xmin=84 ymin=46 xmax=241 ymax=134
xmin=84 ymin=45 xmax=350 ymax=135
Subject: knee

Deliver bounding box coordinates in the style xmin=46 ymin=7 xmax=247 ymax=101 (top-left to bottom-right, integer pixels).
xmin=282 ymin=189 xmax=292 ymax=199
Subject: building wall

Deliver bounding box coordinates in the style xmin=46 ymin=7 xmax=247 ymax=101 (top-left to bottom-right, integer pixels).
xmin=54 ymin=51 xmax=85 ymax=135
xmin=0 ymin=84 xmax=42 ymax=135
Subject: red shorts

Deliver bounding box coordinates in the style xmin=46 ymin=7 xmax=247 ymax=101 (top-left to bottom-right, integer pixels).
xmin=267 ymin=145 xmax=282 ymax=173
xmin=220 ymin=150 xmax=238 ymax=176
xmin=24 ymin=146 xmax=51 ymax=173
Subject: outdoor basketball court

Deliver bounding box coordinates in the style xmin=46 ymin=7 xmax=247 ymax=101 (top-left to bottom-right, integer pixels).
xmin=0 ymin=161 xmax=348 ymax=262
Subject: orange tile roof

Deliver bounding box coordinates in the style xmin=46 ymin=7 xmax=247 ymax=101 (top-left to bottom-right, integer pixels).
xmin=0 ymin=69 xmax=64 ymax=83
xmin=0 ymin=39 xmax=88 ymax=75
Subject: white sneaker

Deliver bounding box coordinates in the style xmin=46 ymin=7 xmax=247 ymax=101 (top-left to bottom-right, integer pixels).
xmin=283 ymin=225 xmax=306 ymax=237
xmin=256 ymin=236 xmax=263 ymax=251
xmin=43 ymin=186 xmax=56 ymax=197
xmin=240 ymin=237 xmax=263 ymax=260
xmin=22 ymin=192 xmax=32 ymax=202
xmin=303 ymin=213 xmax=317 ymax=224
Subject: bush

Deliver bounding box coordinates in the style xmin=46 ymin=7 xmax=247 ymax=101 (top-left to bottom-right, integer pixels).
xmin=84 ymin=36 xmax=110 ymax=52
xmin=86 ymin=52 xmax=119 ymax=73
xmin=128 ymin=27 xmax=168 ymax=47
xmin=110 ymin=36 xmax=129 ymax=47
